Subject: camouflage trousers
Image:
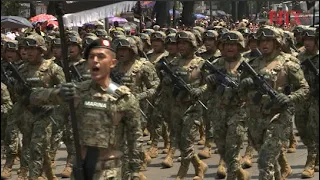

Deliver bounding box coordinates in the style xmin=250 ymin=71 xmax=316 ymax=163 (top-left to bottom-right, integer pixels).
xmin=49 ymin=107 xmax=66 ymax=161
xmin=150 ymin=98 xmax=171 ymax=147
xmin=209 ymin=105 xmax=246 ymax=178
xmin=308 ymin=100 xmax=319 ymax=152
xmin=171 ymin=101 xmax=202 ymax=161
xmin=202 ymin=106 xmax=214 ymax=148
xmin=71 ymin=162 xmax=122 ymax=180
xmin=295 ymin=102 xmax=317 ymax=158
xmin=3 ymin=102 xmax=22 ymax=159
xmin=18 ymin=108 xmax=53 ymax=178
xmin=247 ymin=108 xmax=293 ymax=180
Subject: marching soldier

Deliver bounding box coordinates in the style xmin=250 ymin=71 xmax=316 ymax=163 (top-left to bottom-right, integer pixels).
xmin=239 ymin=25 xmax=309 ymax=180
xmin=29 ymin=38 xmax=144 ymax=180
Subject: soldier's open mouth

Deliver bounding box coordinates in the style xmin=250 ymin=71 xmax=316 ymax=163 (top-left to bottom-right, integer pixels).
xmin=92 ymin=67 xmax=99 ymax=72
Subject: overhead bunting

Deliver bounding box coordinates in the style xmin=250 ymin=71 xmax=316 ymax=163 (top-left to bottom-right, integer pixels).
xmin=63 ymin=1 xmax=137 ymax=27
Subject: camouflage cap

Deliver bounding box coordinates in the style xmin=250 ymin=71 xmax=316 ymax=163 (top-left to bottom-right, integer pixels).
xmin=150 ymin=31 xmax=166 ymax=42
xmin=142 ymin=29 xmax=155 ymax=36
xmin=112 ymin=36 xmax=138 ymax=54
xmin=203 ymin=30 xmax=219 ymax=40
xmin=176 ymin=31 xmax=197 ymax=48
xmin=165 ymin=28 xmax=177 ymax=35
xmin=24 ymin=33 xmax=47 ymax=52
xmin=165 ymin=33 xmax=177 ymax=44
xmin=220 ymin=31 xmax=245 ymax=49
xmin=138 ymin=33 xmax=151 ymax=46
xmin=256 ymin=25 xmax=283 ymax=46
xmin=4 ymin=40 xmax=19 ymax=51
xmin=84 ymin=39 xmax=114 ymax=59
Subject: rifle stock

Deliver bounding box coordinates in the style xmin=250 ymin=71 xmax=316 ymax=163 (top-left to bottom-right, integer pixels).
xmin=55 ymin=2 xmax=85 ymax=180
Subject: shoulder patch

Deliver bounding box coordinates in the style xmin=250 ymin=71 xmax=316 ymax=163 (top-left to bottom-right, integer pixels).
xmin=115 ymin=85 xmax=131 ymax=97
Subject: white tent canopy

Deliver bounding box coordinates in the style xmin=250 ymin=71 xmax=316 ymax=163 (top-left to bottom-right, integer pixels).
xmin=63 ymin=1 xmax=137 ymax=27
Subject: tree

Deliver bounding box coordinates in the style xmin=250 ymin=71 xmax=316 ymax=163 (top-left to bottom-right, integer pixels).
xmin=30 ymin=1 xmax=37 ymax=18
xmin=1 ymin=1 xmax=21 ymax=16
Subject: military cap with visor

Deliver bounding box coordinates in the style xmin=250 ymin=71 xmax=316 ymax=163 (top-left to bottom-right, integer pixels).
xmin=84 ymin=39 xmax=114 ymax=59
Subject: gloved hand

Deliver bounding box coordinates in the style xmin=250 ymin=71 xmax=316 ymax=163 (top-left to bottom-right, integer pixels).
xmin=240 ymin=77 xmax=254 ymax=90
xmin=206 ymin=74 xmax=217 ymax=86
xmin=59 ymin=83 xmax=77 ymax=101
xmin=275 ymin=93 xmax=290 ymax=106
xmin=190 ymin=87 xmax=203 ymax=99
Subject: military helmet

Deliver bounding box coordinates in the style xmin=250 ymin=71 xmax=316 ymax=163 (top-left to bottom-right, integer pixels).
xmin=153 ymin=25 xmax=161 ymax=31
xmin=16 ymin=37 xmax=26 ymax=48
xmin=65 ymin=30 xmax=80 ymax=38
xmin=66 ymin=35 xmax=82 ymax=48
xmin=203 ymin=30 xmax=219 ymax=41
xmin=24 ymin=33 xmax=47 ymax=52
xmin=44 ymin=35 xmax=55 ymax=46
xmin=94 ymin=29 xmax=108 ymax=37
xmin=51 ymin=37 xmax=61 ymax=48
xmin=84 ymin=39 xmax=114 ymax=59
xmin=101 ymin=35 xmax=113 ymax=42
xmin=83 ymin=35 xmax=99 ymax=49
xmin=293 ymin=25 xmax=307 ymax=34
xmin=150 ymin=31 xmax=166 ymax=42
xmin=110 ymin=30 xmax=125 ymax=38
xmin=165 ymin=28 xmax=177 ymax=35
xmin=112 ymin=36 xmax=138 ymax=54
xmin=142 ymin=29 xmax=155 ymax=36
xmin=165 ymin=33 xmax=177 ymax=44
xmin=238 ymin=27 xmax=250 ymax=36
xmin=83 ymin=33 xmax=97 ymax=38
xmin=256 ymin=25 xmax=283 ymax=46
xmin=176 ymin=31 xmax=198 ymax=48
xmin=131 ymin=36 xmax=144 ymax=52
xmin=189 ymin=29 xmax=202 ymax=45
xmin=220 ymin=31 xmax=246 ymax=49
xmin=301 ymin=27 xmax=316 ymax=39
xmin=138 ymin=33 xmax=151 ymax=46
xmin=193 ymin=26 xmax=206 ymax=35
xmin=4 ymin=40 xmax=19 ymax=51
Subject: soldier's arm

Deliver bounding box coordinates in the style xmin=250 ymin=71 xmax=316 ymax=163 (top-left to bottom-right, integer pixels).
xmin=140 ymin=62 xmax=160 ymax=99
xmin=50 ymin=63 xmax=66 ymax=85
xmin=285 ymin=60 xmax=310 ymax=104
xmin=1 ymin=83 xmax=13 ymax=117
xmin=119 ymin=93 xmax=143 ymax=173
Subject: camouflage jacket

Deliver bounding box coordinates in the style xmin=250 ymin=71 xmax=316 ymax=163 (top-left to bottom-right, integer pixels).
xmin=29 ymin=80 xmax=143 ymax=172
xmin=1 ymin=82 xmax=13 ymax=118
xmin=69 ymin=59 xmax=91 ymax=81
xmin=199 ymin=49 xmax=221 ymax=62
xmin=147 ymin=50 xmax=169 ymax=65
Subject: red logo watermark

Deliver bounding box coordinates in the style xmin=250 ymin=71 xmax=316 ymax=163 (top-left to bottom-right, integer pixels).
xmin=269 ymin=10 xmax=313 ymax=25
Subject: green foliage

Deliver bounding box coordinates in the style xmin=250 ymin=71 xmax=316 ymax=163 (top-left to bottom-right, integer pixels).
xmin=1 ymin=1 xmax=21 ymax=16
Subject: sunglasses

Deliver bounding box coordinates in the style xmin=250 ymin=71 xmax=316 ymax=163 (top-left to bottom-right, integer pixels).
xmin=165 ymin=37 xmax=176 ymax=43
xmin=256 ymin=29 xmax=276 ymax=38
xmin=53 ymin=38 xmax=61 ymax=45
xmin=151 ymin=33 xmax=164 ymax=39
xmin=302 ymin=30 xmax=315 ymax=37
xmin=67 ymin=36 xmax=79 ymax=43
xmin=5 ymin=42 xmax=18 ymax=49
xmin=203 ymin=31 xmax=217 ymax=38
xmin=176 ymin=32 xmax=190 ymax=39
xmin=138 ymin=34 xmax=149 ymax=40
xmin=221 ymin=32 xmax=240 ymax=41
xmin=113 ymin=39 xmax=130 ymax=49
xmin=24 ymin=39 xmax=38 ymax=47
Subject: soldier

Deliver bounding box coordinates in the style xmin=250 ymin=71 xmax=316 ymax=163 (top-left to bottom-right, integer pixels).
xmin=29 ymin=38 xmax=144 ymax=180
xmin=162 ymin=31 xmax=208 ymax=180
xmin=44 ymin=35 xmax=55 ymax=60
xmin=282 ymin=31 xmax=299 ymax=57
xmin=204 ymin=31 xmax=250 ymax=180
xmin=239 ymin=25 xmax=309 ymax=180
xmin=83 ymin=35 xmax=99 ymax=51
xmin=165 ymin=28 xmax=177 ymax=36
xmin=138 ymin=33 xmax=152 ymax=54
xmin=293 ymin=25 xmax=307 ymax=52
xmin=51 ymin=37 xmax=62 ymax=66
xmin=111 ymin=36 xmax=159 ymax=177
xmin=17 ymin=37 xmax=29 ymax=61
xmin=147 ymin=31 xmax=169 ymax=64
xmin=198 ymin=30 xmax=221 ymax=159
xmin=142 ymin=28 xmax=155 ymax=36
xmin=15 ymin=33 xmax=65 ymax=180
xmin=94 ymin=29 xmax=109 ymax=38
xmin=296 ymin=27 xmax=319 ymax=178
xmin=1 ymin=40 xmax=24 ymax=179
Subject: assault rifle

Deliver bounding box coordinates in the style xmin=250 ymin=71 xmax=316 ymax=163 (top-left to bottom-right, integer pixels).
xmin=237 ymin=60 xmax=278 ymax=100
xmin=201 ymin=60 xmax=239 ymax=89
xmin=70 ymin=64 xmax=85 ymax=82
xmin=301 ymin=55 xmax=319 ymax=80
xmin=1 ymin=65 xmax=12 ymax=87
xmin=158 ymin=59 xmax=208 ymax=110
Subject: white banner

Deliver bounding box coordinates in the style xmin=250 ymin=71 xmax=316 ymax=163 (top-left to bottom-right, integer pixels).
xmin=63 ymin=1 xmax=137 ymax=27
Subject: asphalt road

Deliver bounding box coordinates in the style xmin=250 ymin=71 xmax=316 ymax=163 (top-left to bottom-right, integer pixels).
xmin=2 ymin=129 xmax=319 ymax=180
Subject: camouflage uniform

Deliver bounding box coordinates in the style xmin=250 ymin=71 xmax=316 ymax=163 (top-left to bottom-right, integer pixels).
xmin=239 ymin=26 xmax=309 ymax=180
xmin=138 ymin=33 xmax=152 ymax=54
xmin=295 ymin=27 xmax=319 ymax=178
xmin=204 ymin=31 xmax=250 ymax=180
xmin=162 ymin=31 xmax=207 ymax=180
xmin=111 ymin=36 xmax=159 ymax=177
xmin=1 ymin=40 xmax=24 ymax=179
xmin=1 ymin=82 xmax=13 ymax=143
xmin=30 ymin=80 xmax=143 ymax=180
xmin=15 ymin=34 xmax=65 ymax=179
xmin=198 ymin=30 xmax=221 ymax=159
